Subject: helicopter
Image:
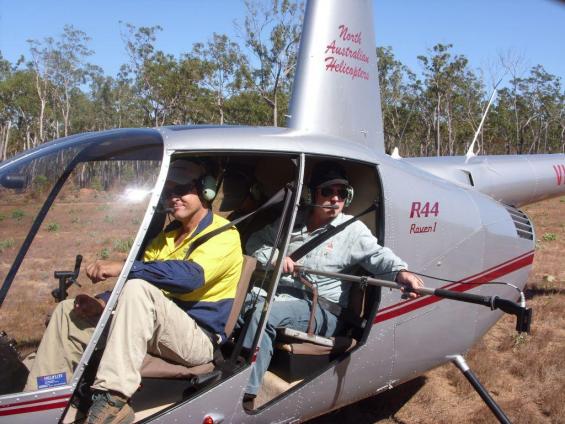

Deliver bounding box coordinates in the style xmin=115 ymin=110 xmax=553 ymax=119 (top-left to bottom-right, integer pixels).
xmin=1 ymin=0 xmax=564 ymax=423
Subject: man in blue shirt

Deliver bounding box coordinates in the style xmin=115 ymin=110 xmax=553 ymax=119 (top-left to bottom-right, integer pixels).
xmin=25 ymin=160 xmax=242 ymax=424
xmin=242 ymin=160 xmax=424 ymax=402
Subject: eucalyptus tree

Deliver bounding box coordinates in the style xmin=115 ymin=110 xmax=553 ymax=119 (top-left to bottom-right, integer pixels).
xmin=27 ymin=25 xmax=94 ymax=140
xmin=0 ymin=61 xmax=42 ymax=158
xmin=238 ymin=0 xmax=304 ymax=126
xmin=376 ymin=46 xmax=420 ymax=155
xmin=417 ymin=44 xmax=484 ymax=156
xmin=494 ymin=65 xmax=564 ymax=154
xmin=191 ymin=33 xmax=248 ymax=125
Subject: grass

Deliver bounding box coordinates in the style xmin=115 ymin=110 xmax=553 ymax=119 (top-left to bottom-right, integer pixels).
xmin=541 ymin=232 xmax=557 ymax=241
xmin=46 ymin=222 xmax=60 ymax=232
xmin=0 ymin=238 xmax=15 ymax=253
xmin=11 ymin=209 xmax=25 ymax=221
xmin=113 ymin=238 xmax=134 ymax=253
xmin=99 ymin=247 xmax=110 ymax=260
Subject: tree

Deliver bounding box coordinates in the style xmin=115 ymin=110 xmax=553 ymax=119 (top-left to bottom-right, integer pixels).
xmin=238 ymin=0 xmax=303 ymax=126
xmin=377 ymin=46 xmax=419 ymax=154
xmin=417 ymin=44 xmax=484 ymax=156
xmin=191 ymin=33 xmax=248 ymax=125
xmin=27 ymin=25 xmax=94 ymax=140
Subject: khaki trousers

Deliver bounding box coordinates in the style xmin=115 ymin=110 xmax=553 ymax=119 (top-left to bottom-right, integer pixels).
xmin=25 ymin=298 xmax=96 ymax=392
xmin=25 ymin=279 xmax=213 ymax=397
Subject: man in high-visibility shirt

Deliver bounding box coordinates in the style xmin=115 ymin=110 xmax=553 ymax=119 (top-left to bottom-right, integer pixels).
xmin=25 ymin=160 xmax=243 ymax=424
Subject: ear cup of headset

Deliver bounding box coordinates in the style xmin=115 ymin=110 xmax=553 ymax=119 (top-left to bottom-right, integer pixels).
xmin=249 ymin=182 xmax=262 ymax=201
xmin=303 ymin=187 xmax=314 ymax=206
xmin=200 ymin=175 xmax=217 ymax=201
xmin=345 ymin=186 xmax=354 ymax=208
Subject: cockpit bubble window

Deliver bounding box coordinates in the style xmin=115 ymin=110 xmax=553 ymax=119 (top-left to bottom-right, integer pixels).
xmin=0 ymin=132 xmax=162 ymax=395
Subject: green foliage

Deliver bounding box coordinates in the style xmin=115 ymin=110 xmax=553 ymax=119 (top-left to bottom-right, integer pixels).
xmin=33 ymin=175 xmax=50 ymax=194
xmin=0 ymin=213 xmax=5 ymax=222
xmin=99 ymin=247 xmax=110 ymax=260
xmin=0 ymin=4 xmax=563 ymax=161
xmin=91 ymin=178 xmax=103 ymax=191
xmin=11 ymin=209 xmax=25 ymax=221
xmin=0 ymin=238 xmax=15 ymax=253
xmin=541 ymin=232 xmax=557 ymax=241
xmin=113 ymin=238 xmax=134 ymax=253
xmin=46 ymin=222 xmax=60 ymax=232
xmin=103 ymin=215 xmax=114 ymax=224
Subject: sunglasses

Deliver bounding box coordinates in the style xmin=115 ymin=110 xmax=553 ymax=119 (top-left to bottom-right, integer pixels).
xmin=162 ymin=183 xmax=196 ymax=198
xmin=318 ymin=186 xmax=349 ymax=199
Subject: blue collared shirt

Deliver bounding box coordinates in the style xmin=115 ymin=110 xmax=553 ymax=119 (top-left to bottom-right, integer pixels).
xmin=246 ymin=211 xmax=407 ymax=307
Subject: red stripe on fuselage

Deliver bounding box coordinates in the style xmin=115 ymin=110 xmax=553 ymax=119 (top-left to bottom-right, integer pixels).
xmin=374 ymin=251 xmax=534 ymax=323
xmin=0 ymin=395 xmax=70 ymax=416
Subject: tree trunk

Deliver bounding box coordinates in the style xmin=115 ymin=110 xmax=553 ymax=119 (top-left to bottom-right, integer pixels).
xmin=436 ymin=98 xmax=441 ymax=156
xmin=1 ymin=121 xmax=11 ymax=161
xmin=273 ymin=95 xmax=278 ymax=127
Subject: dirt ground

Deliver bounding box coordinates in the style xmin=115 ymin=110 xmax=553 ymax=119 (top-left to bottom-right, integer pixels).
xmin=311 ymin=196 xmax=565 ymax=424
xmin=0 ymin=191 xmax=563 ymax=423
xmin=0 ymin=188 xmax=145 ymax=350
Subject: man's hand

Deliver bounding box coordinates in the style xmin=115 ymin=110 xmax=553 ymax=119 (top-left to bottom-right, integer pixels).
xmin=86 ymin=260 xmax=123 ymax=284
xmin=395 ymin=270 xmax=424 ymax=299
xmin=281 ymin=256 xmax=296 ymax=274
xmin=73 ymin=294 xmax=105 ymax=319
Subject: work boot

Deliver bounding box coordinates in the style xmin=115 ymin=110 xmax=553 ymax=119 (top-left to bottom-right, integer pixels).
xmin=85 ymin=390 xmax=134 ymax=424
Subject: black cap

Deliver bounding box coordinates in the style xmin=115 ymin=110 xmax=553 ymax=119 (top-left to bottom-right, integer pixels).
xmin=309 ymin=161 xmax=349 ymax=189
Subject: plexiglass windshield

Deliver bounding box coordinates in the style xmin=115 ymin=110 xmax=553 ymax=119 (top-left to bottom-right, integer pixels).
xmin=0 ymin=131 xmax=162 ymax=395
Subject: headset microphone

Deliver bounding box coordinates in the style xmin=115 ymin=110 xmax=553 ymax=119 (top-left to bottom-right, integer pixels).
xmin=155 ymin=200 xmax=174 ymax=214
xmin=308 ymin=204 xmax=340 ymax=209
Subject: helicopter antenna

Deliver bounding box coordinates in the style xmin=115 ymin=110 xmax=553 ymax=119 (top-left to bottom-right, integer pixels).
xmin=465 ymin=78 xmax=502 ymax=162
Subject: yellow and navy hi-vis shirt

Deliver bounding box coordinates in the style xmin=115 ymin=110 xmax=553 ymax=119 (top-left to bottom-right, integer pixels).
xmin=129 ymin=211 xmax=243 ymax=341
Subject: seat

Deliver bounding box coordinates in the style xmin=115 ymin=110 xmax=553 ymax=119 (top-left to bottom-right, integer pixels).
xmin=139 ymin=255 xmax=257 ymax=379
xmin=269 ymin=283 xmax=367 ymax=381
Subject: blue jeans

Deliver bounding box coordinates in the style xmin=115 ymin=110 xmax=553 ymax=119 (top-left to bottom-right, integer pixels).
xmin=242 ymin=295 xmax=341 ymax=395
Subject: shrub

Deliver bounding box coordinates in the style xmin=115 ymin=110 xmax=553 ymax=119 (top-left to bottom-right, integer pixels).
xmin=542 ymin=232 xmax=557 ymax=241
xmin=99 ymin=247 xmax=110 ymax=260
xmin=46 ymin=223 xmax=60 ymax=232
xmin=33 ymin=175 xmax=49 ymax=193
xmin=0 ymin=238 xmax=15 ymax=253
xmin=11 ymin=209 xmax=25 ymax=221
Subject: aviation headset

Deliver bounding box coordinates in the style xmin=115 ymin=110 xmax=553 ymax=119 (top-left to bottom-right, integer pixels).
xmin=197 ymin=174 xmax=218 ymax=202
xmin=166 ymin=159 xmax=218 ymax=202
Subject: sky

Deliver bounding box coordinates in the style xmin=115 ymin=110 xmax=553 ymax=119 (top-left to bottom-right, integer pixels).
xmin=0 ymin=0 xmax=564 ymax=87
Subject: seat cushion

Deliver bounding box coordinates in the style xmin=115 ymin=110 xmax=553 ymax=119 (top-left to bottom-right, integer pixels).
xmin=275 ymin=336 xmax=357 ymax=356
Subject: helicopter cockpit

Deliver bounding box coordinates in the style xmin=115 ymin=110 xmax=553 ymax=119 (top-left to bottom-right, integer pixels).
xmin=0 ymin=127 xmax=386 ymax=421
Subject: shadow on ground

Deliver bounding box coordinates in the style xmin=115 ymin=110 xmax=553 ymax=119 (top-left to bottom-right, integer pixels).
xmin=307 ymin=376 xmax=427 ymax=423
xmin=524 ymin=285 xmax=565 ymax=299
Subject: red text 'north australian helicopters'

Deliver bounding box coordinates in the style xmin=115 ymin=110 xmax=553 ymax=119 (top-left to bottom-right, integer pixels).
xmin=0 ymin=0 xmax=564 ymax=423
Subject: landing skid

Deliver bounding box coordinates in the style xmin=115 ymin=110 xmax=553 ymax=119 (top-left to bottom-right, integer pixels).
xmin=449 ymin=355 xmax=511 ymax=424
